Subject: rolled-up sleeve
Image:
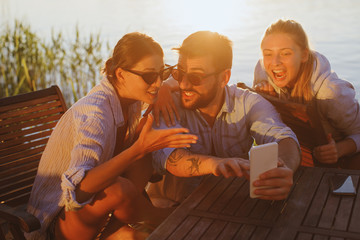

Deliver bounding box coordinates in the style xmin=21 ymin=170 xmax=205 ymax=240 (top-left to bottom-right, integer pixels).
xmin=152 ymin=148 xmax=175 ymax=175
xmin=318 ymin=78 xmax=360 ymax=152
xmin=59 ymin=116 xmax=107 ymax=210
xmin=60 ymin=166 xmax=94 ymax=211
xmin=245 ymin=92 xmax=299 ymax=145
xmin=152 ymin=121 xmax=183 ymax=174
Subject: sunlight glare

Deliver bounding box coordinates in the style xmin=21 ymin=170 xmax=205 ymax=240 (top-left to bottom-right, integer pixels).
xmin=163 ymin=0 xmax=251 ymax=34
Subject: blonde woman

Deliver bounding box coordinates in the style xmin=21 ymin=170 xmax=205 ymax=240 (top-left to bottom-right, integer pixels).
xmin=254 ymin=19 xmax=360 ymax=169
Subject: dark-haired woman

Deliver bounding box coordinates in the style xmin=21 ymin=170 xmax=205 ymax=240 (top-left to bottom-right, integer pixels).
xmin=26 ymin=32 xmax=197 ymax=240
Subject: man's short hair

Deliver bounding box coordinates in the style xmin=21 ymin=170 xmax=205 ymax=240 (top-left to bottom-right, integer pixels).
xmin=173 ymin=31 xmax=233 ymax=71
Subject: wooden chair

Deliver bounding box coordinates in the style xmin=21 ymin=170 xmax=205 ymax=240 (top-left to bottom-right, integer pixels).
xmin=237 ymin=82 xmax=328 ymax=167
xmin=0 ymin=86 xmax=67 ymax=240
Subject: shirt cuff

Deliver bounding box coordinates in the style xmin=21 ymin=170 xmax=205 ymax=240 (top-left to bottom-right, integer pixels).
xmin=60 ymin=166 xmax=94 ymax=211
xmin=152 ymin=147 xmax=175 ymax=175
xmin=347 ymin=134 xmax=360 ymax=153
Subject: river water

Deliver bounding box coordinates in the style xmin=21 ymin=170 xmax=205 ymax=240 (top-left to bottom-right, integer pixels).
xmin=1 ymin=0 xmax=360 ymax=97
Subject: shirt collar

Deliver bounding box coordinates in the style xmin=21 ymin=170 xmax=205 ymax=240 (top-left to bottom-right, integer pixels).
xmin=99 ymin=78 xmax=125 ymax=127
xmin=219 ymin=85 xmax=234 ymax=114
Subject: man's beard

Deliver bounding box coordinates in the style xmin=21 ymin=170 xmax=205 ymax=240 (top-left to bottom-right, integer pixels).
xmin=180 ymin=80 xmax=219 ymax=110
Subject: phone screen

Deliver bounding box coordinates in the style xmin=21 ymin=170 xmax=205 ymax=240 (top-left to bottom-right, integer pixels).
xmin=330 ymin=174 xmax=356 ymax=196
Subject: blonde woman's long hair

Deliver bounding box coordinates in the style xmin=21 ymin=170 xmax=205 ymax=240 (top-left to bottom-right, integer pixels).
xmin=262 ymin=19 xmax=315 ymax=103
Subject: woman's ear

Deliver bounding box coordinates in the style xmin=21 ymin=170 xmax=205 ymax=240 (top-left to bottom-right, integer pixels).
xmin=301 ymin=48 xmax=310 ymax=63
xmin=115 ymin=68 xmax=124 ymax=80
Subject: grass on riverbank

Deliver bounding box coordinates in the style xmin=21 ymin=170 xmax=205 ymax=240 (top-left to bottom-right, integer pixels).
xmin=0 ymin=20 xmax=109 ymax=106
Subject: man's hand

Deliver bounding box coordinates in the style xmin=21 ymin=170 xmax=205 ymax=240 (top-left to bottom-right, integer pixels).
xmin=252 ymin=161 xmax=293 ymax=200
xmin=211 ymin=158 xmax=250 ymax=179
xmin=145 ymin=82 xmax=180 ymax=127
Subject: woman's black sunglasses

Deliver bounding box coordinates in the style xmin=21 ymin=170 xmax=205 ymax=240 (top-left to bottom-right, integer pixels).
xmin=171 ymin=66 xmax=223 ymax=86
xmin=123 ymin=65 xmax=175 ymax=85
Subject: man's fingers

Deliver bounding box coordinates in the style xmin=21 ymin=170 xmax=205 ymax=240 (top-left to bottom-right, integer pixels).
xmin=153 ymin=106 xmax=161 ymax=127
xmin=165 ymin=104 xmax=176 ymax=126
xmin=161 ymin=107 xmax=172 ymax=127
xmin=171 ymin=101 xmax=180 ymax=121
xmin=255 ymin=185 xmax=289 ymax=196
xmin=226 ymin=161 xmax=244 ymax=177
xmin=260 ymin=167 xmax=291 ymax=179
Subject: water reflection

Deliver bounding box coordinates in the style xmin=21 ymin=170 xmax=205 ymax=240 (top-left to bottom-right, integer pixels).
xmin=1 ymin=0 xmax=360 ymax=96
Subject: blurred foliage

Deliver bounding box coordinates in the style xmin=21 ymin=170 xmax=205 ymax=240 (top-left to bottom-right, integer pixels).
xmin=0 ymin=20 xmax=110 ymax=106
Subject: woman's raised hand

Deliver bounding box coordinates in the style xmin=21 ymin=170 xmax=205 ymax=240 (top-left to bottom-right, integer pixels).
xmin=313 ymin=133 xmax=338 ymax=164
xmin=134 ymin=114 xmax=197 ymax=156
xmin=254 ymin=81 xmax=277 ymax=96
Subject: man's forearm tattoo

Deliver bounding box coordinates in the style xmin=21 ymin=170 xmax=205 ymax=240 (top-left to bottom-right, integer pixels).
xmin=187 ymin=157 xmax=200 ymax=175
xmin=168 ymin=150 xmax=186 ymax=166
xmin=168 ymin=150 xmax=201 ymax=175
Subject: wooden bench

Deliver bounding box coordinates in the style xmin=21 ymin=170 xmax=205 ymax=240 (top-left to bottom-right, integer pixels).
xmin=237 ymin=82 xmax=328 ymax=167
xmin=0 ymin=86 xmax=67 ymax=240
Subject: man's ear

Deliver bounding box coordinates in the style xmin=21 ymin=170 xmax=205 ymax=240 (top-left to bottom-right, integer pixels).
xmin=220 ymin=69 xmax=231 ymax=88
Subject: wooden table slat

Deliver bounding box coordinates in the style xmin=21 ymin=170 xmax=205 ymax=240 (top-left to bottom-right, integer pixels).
xmin=216 ymin=222 xmax=242 ymax=240
xmin=318 ymin=185 xmax=341 ymax=228
xmin=168 ymin=216 xmax=200 ymax=239
xmin=199 ymin=220 xmax=227 ymax=240
xmin=234 ymin=193 xmax=258 ymax=217
xmin=269 ymin=167 xmax=322 ymax=239
xmin=209 ymin=178 xmax=245 ymax=214
xmin=333 ymin=196 xmax=354 ymax=231
xmin=250 ymin=199 xmax=277 ymax=220
xmin=302 ymin=172 xmax=330 ymax=227
xmin=295 ymin=232 xmax=313 ymax=240
xmin=185 ymin=217 xmax=213 ymax=240
xmin=348 ymin=175 xmax=360 ymax=233
xmin=221 ymin=179 xmax=250 ymax=216
xmin=250 ymin=226 xmax=271 ymax=239
xmin=233 ymin=224 xmax=256 ymax=240
xmin=313 ymin=234 xmax=332 ymax=240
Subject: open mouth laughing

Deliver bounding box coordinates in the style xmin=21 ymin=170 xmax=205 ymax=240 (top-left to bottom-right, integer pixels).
xmin=272 ymin=69 xmax=286 ymax=81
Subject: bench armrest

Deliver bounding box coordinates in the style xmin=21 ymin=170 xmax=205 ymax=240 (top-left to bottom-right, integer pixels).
xmin=0 ymin=203 xmax=40 ymax=233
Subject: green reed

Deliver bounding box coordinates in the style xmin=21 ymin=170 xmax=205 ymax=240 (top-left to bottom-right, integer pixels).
xmin=0 ymin=20 xmax=109 ymax=106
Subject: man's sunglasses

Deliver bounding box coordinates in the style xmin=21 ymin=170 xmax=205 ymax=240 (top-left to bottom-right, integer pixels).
xmin=171 ymin=66 xmax=223 ymax=86
xmin=123 ymin=65 xmax=174 ymax=85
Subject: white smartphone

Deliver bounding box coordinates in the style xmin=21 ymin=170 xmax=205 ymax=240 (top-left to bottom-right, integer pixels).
xmin=250 ymin=142 xmax=278 ymax=198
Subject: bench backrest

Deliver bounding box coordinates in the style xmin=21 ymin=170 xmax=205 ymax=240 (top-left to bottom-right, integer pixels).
xmin=0 ymin=86 xmax=67 ymax=207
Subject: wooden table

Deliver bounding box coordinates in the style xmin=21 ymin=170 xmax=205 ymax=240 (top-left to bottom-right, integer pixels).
xmin=148 ymin=167 xmax=360 ymax=240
